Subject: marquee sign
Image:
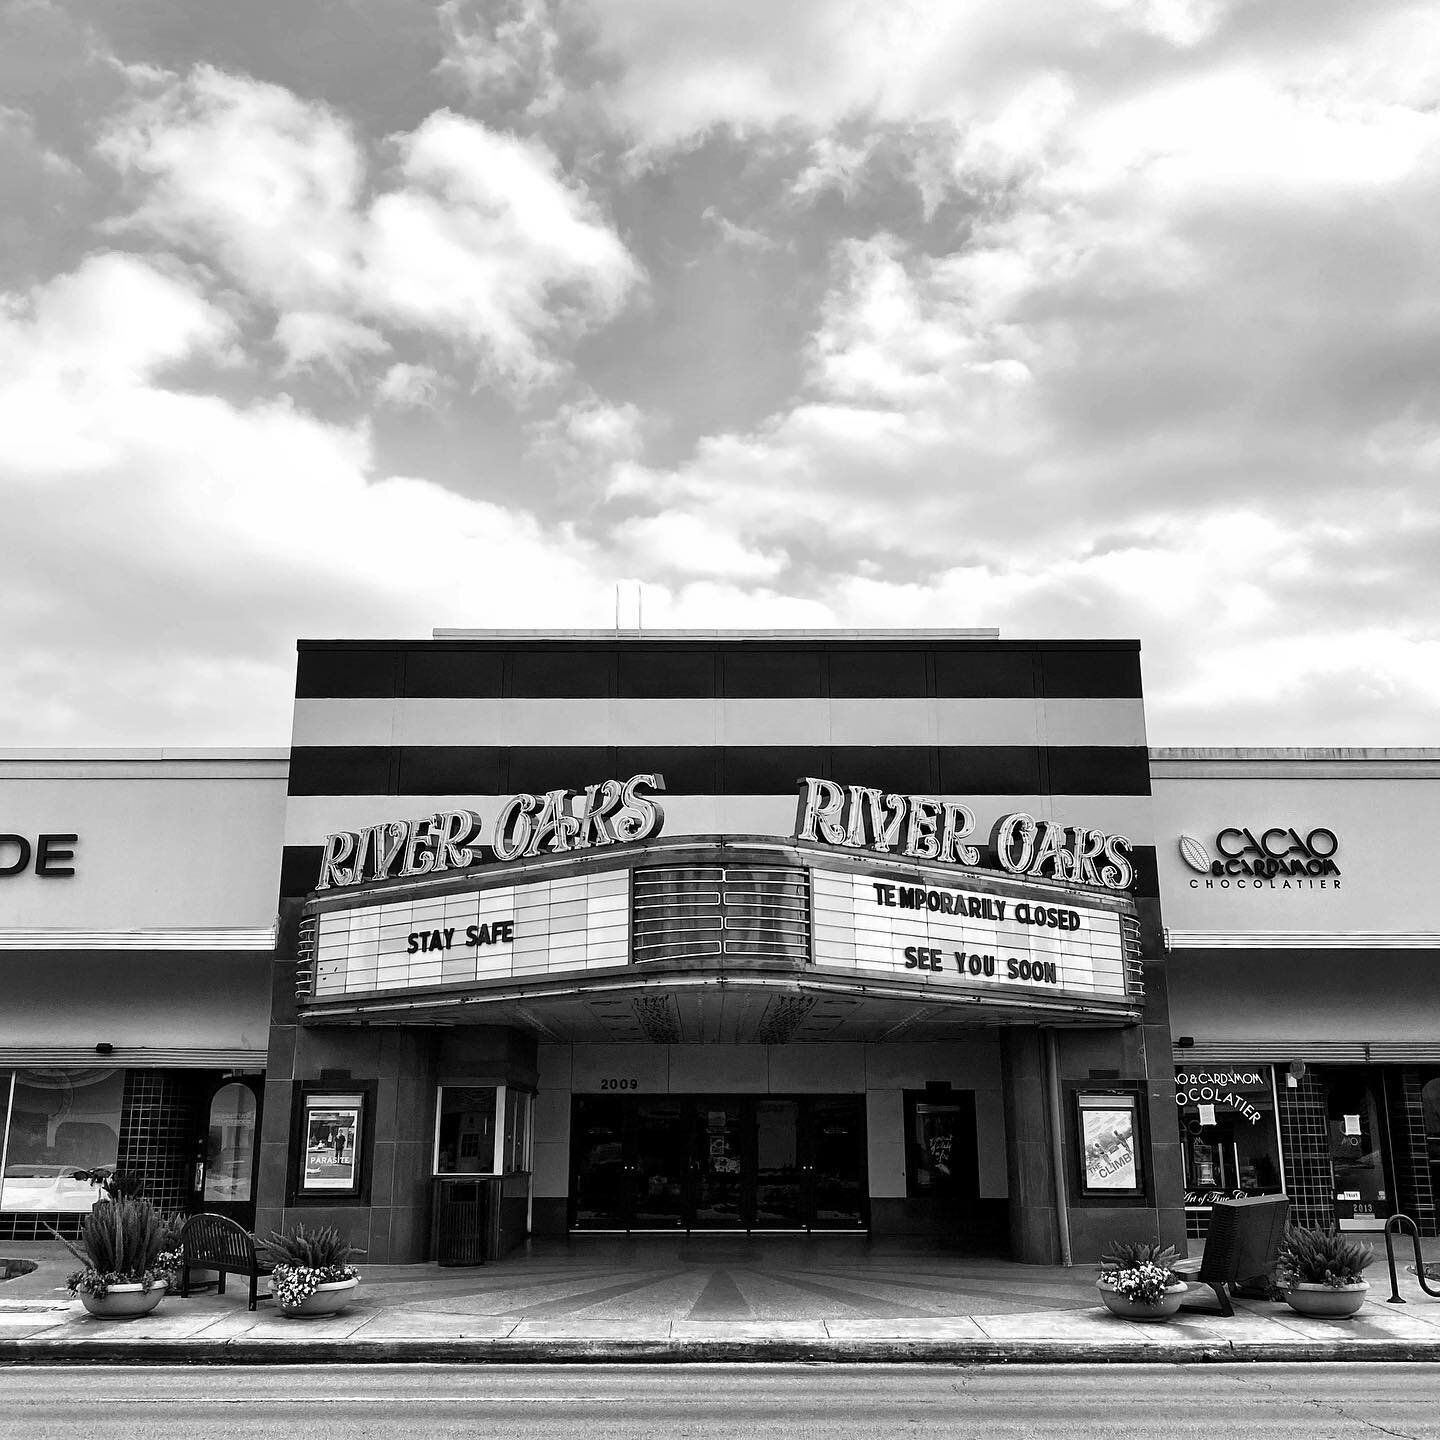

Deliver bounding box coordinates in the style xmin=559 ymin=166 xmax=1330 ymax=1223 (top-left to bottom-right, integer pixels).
xmin=794 ymin=777 xmax=1135 ymax=890
xmin=811 ymin=868 xmax=1131 ymax=1003
xmin=316 ymin=773 xmax=665 ymax=890
xmin=312 ymin=869 xmax=630 ymax=996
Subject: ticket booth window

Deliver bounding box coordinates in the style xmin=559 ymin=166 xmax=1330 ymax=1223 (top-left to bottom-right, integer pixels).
xmin=434 ymin=1087 xmax=497 ymax=1175
xmin=434 ymin=1086 xmax=532 ymax=1175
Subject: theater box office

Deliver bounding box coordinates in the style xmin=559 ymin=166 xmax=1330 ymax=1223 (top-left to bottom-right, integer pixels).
xmin=0 ymin=751 xmax=285 ymax=1238
xmin=256 ymin=632 xmax=1184 ymax=1263
xmin=1153 ymin=748 xmax=1440 ymax=1238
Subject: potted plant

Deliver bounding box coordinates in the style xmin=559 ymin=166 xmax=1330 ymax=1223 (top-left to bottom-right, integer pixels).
xmin=56 ymin=1196 xmax=182 ymax=1319
xmin=1276 ymin=1225 xmax=1374 ymax=1317
xmin=1096 ymin=1239 xmax=1188 ymax=1321
xmin=261 ymin=1224 xmax=364 ymax=1318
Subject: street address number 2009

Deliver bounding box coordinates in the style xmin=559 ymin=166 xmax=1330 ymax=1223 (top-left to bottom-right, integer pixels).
xmin=600 ymin=1078 xmax=638 ymax=1090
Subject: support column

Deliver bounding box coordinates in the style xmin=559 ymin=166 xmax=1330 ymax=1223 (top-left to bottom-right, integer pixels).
xmin=1001 ymin=1028 xmax=1062 ymax=1264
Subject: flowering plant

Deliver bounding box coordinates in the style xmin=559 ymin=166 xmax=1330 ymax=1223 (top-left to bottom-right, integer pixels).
xmin=261 ymin=1223 xmax=364 ymax=1309
xmin=269 ymin=1262 xmax=361 ymax=1308
xmin=1104 ymin=1262 xmax=1181 ymax=1306
xmin=66 ymin=1262 xmax=176 ymax=1300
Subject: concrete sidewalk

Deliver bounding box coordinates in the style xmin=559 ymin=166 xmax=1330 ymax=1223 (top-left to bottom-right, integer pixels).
xmin=4 ymin=1235 xmax=1440 ymax=1365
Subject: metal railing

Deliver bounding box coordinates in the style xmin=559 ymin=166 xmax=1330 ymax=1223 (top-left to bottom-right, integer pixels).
xmin=1383 ymin=1214 xmax=1440 ymax=1304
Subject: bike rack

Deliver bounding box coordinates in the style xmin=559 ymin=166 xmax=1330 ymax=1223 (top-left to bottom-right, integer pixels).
xmin=1383 ymin=1214 xmax=1440 ymax=1304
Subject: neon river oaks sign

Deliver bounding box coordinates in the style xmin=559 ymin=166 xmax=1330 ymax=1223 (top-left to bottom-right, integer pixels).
xmin=316 ymin=774 xmax=666 ymax=890
xmin=794 ymin=777 xmax=1135 ymax=891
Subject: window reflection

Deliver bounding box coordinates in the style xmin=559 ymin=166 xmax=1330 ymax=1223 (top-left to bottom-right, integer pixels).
xmin=1 ymin=1068 xmax=124 ymax=1213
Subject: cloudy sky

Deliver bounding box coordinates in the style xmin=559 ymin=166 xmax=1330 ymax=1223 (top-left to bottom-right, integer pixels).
xmin=3 ymin=0 xmax=1438 ymax=748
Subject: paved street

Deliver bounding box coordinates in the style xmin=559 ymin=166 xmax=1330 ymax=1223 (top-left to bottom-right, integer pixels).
xmin=3 ymin=1363 xmax=1440 ymax=1438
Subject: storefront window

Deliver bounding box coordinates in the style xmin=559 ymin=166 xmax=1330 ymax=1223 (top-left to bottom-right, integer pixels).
xmin=434 ymin=1086 xmax=497 ymax=1174
xmin=0 ymin=1068 xmax=125 ymax=1213
xmin=1176 ymin=1066 xmax=1283 ymax=1213
xmin=1422 ymin=1076 xmax=1440 ymax=1215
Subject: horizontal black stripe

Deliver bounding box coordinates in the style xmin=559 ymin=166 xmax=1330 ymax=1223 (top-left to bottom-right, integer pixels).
xmin=287 ymin=745 xmax=1153 ymax=798
xmin=294 ymin=641 xmax=1142 ymax=700
xmin=279 ymin=843 xmax=1161 ymax=900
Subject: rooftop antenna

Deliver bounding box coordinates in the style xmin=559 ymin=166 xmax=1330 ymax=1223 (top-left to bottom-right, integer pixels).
xmin=637 ymin=583 xmax=643 ymax=633
xmin=614 ymin=584 xmax=620 ymax=633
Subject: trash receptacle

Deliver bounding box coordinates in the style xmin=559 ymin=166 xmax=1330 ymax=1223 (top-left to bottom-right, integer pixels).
xmin=432 ymin=1177 xmax=489 ymax=1266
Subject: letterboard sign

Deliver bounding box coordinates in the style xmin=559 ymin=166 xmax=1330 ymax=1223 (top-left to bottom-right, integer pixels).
xmin=313 ymin=870 xmax=629 ymax=997
xmin=811 ymin=869 xmax=1130 ymax=1002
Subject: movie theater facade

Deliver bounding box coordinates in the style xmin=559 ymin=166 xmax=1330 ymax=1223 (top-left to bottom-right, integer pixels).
xmin=259 ymin=632 xmax=1180 ymax=1263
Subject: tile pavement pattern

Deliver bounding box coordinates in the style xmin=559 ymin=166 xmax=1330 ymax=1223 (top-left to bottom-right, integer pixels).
xmin=5 ymin=1238 xmax=1440 ymax=1351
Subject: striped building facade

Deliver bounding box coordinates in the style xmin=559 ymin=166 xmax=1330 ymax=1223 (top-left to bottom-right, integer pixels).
xmin=258 ymin=632 xmax=1184 ymax=1263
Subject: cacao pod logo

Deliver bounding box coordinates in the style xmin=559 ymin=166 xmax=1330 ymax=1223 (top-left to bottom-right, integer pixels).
xmin=1178 ymin=835 xmax=1212 ymax=873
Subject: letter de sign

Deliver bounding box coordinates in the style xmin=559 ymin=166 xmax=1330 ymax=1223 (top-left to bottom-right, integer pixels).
xmin=0 ymin=833 xmax=78 ymax=878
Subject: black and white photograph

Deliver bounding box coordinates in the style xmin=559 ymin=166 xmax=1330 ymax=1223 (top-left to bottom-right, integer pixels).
xmin=3 ymin=0 xmax=1440 ymax=1433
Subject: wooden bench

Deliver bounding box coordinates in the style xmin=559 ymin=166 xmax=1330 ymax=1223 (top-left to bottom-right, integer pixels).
xmin=1174 ymin=1194 xmax=1290 ymax=1316
xmin=179 ymin=1213 xmax=275 ymax=1311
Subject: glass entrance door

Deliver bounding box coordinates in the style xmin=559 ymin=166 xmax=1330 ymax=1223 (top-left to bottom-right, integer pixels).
xmin=571 ymin=1096 xmax=628 ymax=1227
xmin=631 ymin=1099 xmax=687 ymax=1229
xmin=201 ymin=1080 xmax=262 ymax=1226
xmin=754 ymin=1099 xmax=804 ymax=1228
xmin=569 ymin=1094 xmax=868 ymax=1232
xmin=693 ymin=1100 xmax=746 ymax=1227
xmin=809 ymin=1096 xmax=867 ymax=1229
xmin=1324 ymin=1068 xmax=1393 ymax=1230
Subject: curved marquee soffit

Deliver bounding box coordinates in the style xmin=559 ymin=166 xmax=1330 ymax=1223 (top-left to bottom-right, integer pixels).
xmin=295 ymin=834 xmax=1145 ymax=1027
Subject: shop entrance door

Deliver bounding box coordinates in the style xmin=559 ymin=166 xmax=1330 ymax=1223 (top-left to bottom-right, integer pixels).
xmin=198 ymin=1078 xmax=263 ymax=1228
xmin=569 ymin=1095 xmax=867 ymax=1232
xmin=749 ymin=1096 xmax=867 ymax=1231
xmin=1325 ymin=1068 xmax=1394 ymax=1230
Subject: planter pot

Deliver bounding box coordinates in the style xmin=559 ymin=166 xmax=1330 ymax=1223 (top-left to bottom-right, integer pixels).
xmin=274 ymin=1275 xmax=360 ymax=1318
xmin=79 ymin=1283 xmax=165 ymax=1320
xmin=1097 ymin=1279 xmax=1187 ymax=1321
xmin=1284 ymin=1281 xmax=1368 ymax=1318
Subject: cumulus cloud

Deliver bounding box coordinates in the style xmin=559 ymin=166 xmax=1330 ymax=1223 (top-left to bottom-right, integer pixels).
xmin=614 ymin=510 xmax=787 ymax=581
xmin=0 ymin=253 xmax=820 ymax=742
xmin=100 ymin=65 xmax=642 ymax=394
xmin=572 ymin=0 xmax=1440 ymax=742
xmin=436 ymin=0 xmax=566 ymax=118
xmin=527 ymin=389 xmax=646 ymax=473
xmin=7 ymin=0 xmax=1440 ymax=748
xmin=376 ymin=361 xmax=445 ymax=409
xmin=0 ymin=252 xmax=236 ymax=475
xmin=274 ymin=312 xmax=388 ymax=375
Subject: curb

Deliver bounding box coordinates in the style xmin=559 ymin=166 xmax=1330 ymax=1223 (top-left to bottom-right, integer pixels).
xmin=5 ymin=1337 xmax=1440 ymax=1365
